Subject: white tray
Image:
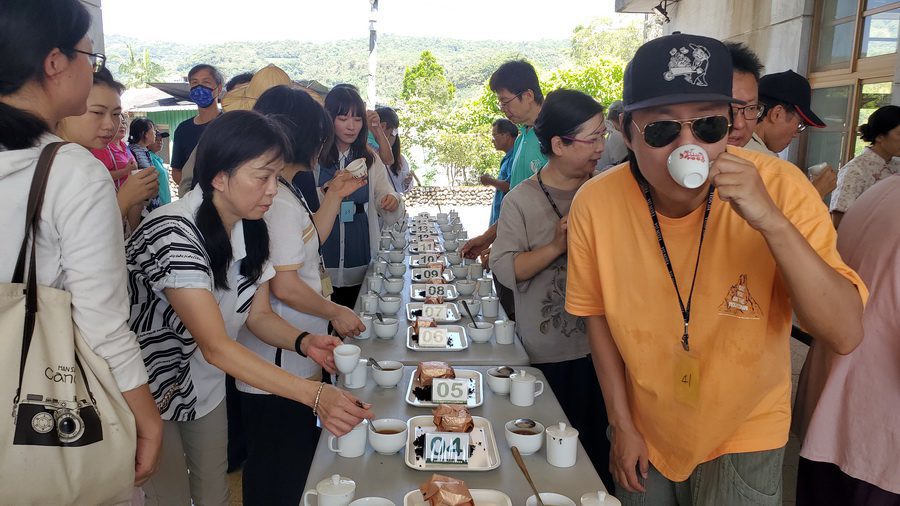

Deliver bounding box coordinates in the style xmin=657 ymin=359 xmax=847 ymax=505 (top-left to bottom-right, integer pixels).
xmin=406 ymin=325 xmax=468 ymax=352
xmin=408 ymin=246 xmax=446 ymax=257
xmin=409 ymin=283 xmax=459 ymax=301
xmin=406 ymin=302 xmax=461 ymax=323
xmin=403 ymin=489 xmax=512 ymax=506
xmin=405 ymin=415 xmax=500 ymax=471
xmin=408 ymin=255 xmax=449 ymax=267
xmin=405 ymin=369 xmax=482 ymax=408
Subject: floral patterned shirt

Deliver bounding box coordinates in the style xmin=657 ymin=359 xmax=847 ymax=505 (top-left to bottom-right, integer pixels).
xmin=830 ymin=147 xmax=900 ymax=213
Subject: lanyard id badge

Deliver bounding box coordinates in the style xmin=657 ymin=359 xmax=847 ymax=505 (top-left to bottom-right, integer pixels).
xmin=674 ymin=349 xmax=700 ymax=406
xmin=319 ymin=260 xmax=333 ymax=298
xmin=340 ymin=200 xmax=355 ymax=223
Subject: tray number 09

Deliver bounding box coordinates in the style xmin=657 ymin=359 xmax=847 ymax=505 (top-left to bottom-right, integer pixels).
xmin=425 ymin=432 xmax=470 ymax=464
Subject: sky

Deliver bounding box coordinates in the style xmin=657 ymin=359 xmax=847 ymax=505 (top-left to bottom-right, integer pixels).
xmin=101 ymin=0 xmax=640 ymax=43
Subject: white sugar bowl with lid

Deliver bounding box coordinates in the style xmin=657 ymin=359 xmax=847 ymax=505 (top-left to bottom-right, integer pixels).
xmin=580 ymin=491 xmax=621 ymax=506
xmin=546 ymin=422 xmax=579 ymax=468
xmin=303 ymin=474 xmax=356 ymax=506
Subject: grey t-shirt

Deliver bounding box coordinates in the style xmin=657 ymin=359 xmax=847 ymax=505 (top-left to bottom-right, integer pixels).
xmin=490 ymin=176 xmax=590 ymax=364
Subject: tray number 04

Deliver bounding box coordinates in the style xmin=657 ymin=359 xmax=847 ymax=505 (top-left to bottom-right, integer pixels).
xmin=424 ymin=432 xmax=470 ymax=464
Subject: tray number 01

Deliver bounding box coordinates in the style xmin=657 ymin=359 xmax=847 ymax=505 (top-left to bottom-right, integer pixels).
xmin=424 ymin=432 xmax=470 ymax=464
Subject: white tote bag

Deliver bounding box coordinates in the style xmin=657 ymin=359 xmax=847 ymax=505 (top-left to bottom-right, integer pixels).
xmin=0 ymin=143 xmax=136 ymax=505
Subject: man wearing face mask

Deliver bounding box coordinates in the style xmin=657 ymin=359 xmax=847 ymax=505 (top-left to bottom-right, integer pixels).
xmin=170 ymin=64 xmax=223 ymax=185
xmin=566 ymin=33 xmax=866 ymax=505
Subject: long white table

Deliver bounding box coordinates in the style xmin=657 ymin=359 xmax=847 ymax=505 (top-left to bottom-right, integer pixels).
xmin=305 ymin=366 xmax=608 ymax=504
xmin=349 ymin=262 xmax=530 ymax=366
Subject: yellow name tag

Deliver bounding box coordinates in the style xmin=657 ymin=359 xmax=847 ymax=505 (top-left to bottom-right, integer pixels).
xmin=674 ymin=353 xmax=700 ymax=407
xmin=319 ymin=263 xmax=333 ymax=298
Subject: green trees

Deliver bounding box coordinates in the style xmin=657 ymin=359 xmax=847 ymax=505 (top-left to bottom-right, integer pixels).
xmin=116 ymin=44 xmax=165 ymax=88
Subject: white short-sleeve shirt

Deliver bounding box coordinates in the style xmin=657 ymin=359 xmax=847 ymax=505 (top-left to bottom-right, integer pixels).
xmin=126 ymin=188 xmax=274 ymax=421
xmin=236 ymin=180 xmax=327 ymax=394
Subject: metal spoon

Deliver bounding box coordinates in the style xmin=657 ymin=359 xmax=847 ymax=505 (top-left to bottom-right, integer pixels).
xmin=460 ymin=299 xmax=482 ymax=329
xmin=495 ymin=366 xmax=515 ymax=377
xmin=511 ymin=446 xmax=544 ymax=506
xmin=513 ymin=418 xmax=537 ymax=429
xmin=368 ymin=357 xmax=384 ymax=370
xmin=375 ymin=312 xmax=385 ymax=323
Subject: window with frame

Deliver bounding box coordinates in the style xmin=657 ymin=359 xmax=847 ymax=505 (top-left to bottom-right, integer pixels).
xmin=805 ymin=0 xmax=899 ymax=169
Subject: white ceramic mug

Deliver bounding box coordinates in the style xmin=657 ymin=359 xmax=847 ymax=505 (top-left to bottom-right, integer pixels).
xmin=510 ymin=370 xmax=544 ymax=407
xmin=360 ymin=293 xmax=378 ymax=314
xmin=667 ymin=143 xmax=709 ymax=189
xmin=333 ymin=344 xmax=361 ymax=375
xmin=546 ymin=422 xmax=579 ymax=468
xmin=373 ymin=260 xmax=388 ymax=276
xmin=327 ymin=421 xmax=368 ymax=458
xmin=367 ymin=275 xmax=383 ymax=293
xmin=344 ymin=359 xmax=368 ymax=389
xmin=379 ymin=236 xmax=392 ymax=250
xmin=476 ymin=277 xmax=493 ymax=297
xmin=303 ymin=474 xmax=356 ymax=506
xmin=468 ymin=263 xmax=484 ymax=280
xmin=494 ymin=319 xmax=516 ymax=345
xmin=355 ymin=313 xmax=373 ymax=340
xmin=481 ymin=295 xmax=500 ymax=319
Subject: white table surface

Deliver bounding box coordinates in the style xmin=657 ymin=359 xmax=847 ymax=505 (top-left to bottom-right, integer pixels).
xmin=349 ymin=261 xmax=530 ymax=367
xmin=304 ymin=366 xmax=608 ymax=504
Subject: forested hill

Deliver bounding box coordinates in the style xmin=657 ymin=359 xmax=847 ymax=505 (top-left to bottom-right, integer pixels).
xmin=104 ymin=34 xmax=571 ymax=102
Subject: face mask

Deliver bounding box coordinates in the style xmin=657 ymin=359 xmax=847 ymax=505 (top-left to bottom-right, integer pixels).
xmin=190 ymin=85 xmax=216 ymax=108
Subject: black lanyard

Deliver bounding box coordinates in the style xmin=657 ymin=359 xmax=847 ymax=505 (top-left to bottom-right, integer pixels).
xmin=536 ymin=168 xmax=564 ymax=219
xmin=278 ymin=176 xmax=323 ymax=257
xmin=634 ymin=170 xmax=714 ymax=352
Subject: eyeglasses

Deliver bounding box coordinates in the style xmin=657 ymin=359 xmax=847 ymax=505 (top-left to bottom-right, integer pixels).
xmin=498 ymin=91 xmax=524 ymax=109
xmin=561 ymin=130 xmax=609 ymax=145
xmin=70 ymin=49 xmax=106 ymax=73
xmin=632 ymin=115 xmax=731 ymax=148
xmin=731 ymin=103 xmax=766 ymax=121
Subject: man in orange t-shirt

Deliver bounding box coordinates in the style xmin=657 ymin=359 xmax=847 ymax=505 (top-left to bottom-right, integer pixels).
xmin=566 ymin=33 xmax=866 ymax=505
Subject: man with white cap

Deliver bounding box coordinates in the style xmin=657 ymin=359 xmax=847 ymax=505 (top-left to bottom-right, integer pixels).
xmin=565 ymin=32 xmax=866 ymax=505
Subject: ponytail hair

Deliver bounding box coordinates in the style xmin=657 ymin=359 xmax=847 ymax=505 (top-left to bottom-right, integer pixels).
xmin=0 ymin=0 xmax=91 ymax=149
xmin=192 ymin=110 xmax=290 ymax=290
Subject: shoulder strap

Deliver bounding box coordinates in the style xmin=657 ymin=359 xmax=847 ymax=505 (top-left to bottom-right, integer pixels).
xmin=11 ymin=142 xmax=68 ymax=401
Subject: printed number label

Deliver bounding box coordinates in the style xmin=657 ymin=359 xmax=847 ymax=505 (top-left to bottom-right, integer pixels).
xmin=418 ymin=327 xmax=449 ymax=348
xmin=432 ymin=378 xmax=468 ymax=403
xmin=418 ymin=241 xmax=437 ymax=252
xmin=422 ymin=303 xmax=447 ymax=319
xmin=415 ymin=268 xmax=441 ymax=280
xmin=417 ymin=253 xmax=441 ymax=264
xmin=426 ymin=285 xmax=447 ymax=297
xmin=425 ymin=433 xmax=469 ymax=464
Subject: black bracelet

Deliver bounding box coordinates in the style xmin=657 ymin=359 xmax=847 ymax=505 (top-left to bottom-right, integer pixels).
xmin=294 ymin=331 xmax=311 ymax=357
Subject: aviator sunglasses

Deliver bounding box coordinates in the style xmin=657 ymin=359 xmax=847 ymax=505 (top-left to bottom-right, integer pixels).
xmin=633 ymin=115 xmax=731 ymax=148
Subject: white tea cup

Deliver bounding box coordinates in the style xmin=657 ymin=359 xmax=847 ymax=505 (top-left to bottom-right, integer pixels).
xmin=510 ymin=369 xmax=544 ymax=407
xmin=494 ymin=319 xmax=515 ymax=345
xmin=360 ymin=293 xmax=378 ymax=313
xmin=486 ymin=367 xmax=512 ymax=395
xmin=546 ymin=422 xmax=579 ymax=468
xmin=344 ymin=359 xmax=368 ymax=389
xmin=505 ymin=419 xmax=545 ymax=455
xmin=367 ymin=418 xmax=408 ymax=455
xmin=476 ymin=277 xmax=493 ymax=297
xmin=481 ymin=295 xmax=500 ymax=319
xmin=334 ymin=344 xmax=361 ymax=374
xmin=667 ymin=143 xmax=709 ymax=189
xmin=356 ymin=313 xmax=373 ymax=340
xmin=468 ymin=262 xmax=484 ymax=280
xmin=327 ymin=421 xmax=368 ymax=458
xmin=367 ymin=274 xmax=383 ymax=293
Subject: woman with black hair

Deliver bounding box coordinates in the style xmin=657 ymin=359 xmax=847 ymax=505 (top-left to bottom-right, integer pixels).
xmin=56 ymin=67 xmax=159 ymax=232
xmin=126 ymin=110 xmax=373 ymax=505
xmin=236 ymin=85 xmax=368 ymax=505
xmin=128 ymin=116 xmax=172 ymax=211
xmin=375 ymin=106 xmax=417 ymax=193
xmin=830 ymin=104 xmax=900 ymax=228
xmin=319 ymin=86 xmax=404 ymax=308
xmin=491 ymin=89 xmax=613 ymax=490
xmin=0 ymin=0 xmax=162 ymax=500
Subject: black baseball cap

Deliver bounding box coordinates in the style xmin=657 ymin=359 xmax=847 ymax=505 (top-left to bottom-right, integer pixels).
xmin=758 ymin=70 xmax=825 ymax=128
xmin=624 ymin=33 xmax=742 ymax=112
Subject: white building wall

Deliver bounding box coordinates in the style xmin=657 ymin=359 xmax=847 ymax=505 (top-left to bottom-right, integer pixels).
xmin=81 ymin=0 xmax=104 ymax=53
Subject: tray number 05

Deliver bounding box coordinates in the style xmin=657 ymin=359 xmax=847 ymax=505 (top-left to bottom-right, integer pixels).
xmin=431 ymin=378 xmax=468 ymax=403
xmin=424 ymin=432 xmax=470 ymax=464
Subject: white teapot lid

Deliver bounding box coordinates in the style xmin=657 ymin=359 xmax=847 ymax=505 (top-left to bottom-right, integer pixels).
xmin=546 ymin=422 xmax=579 ymax=438
xmin=317 ymin=474 xmax=355 ymax=495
